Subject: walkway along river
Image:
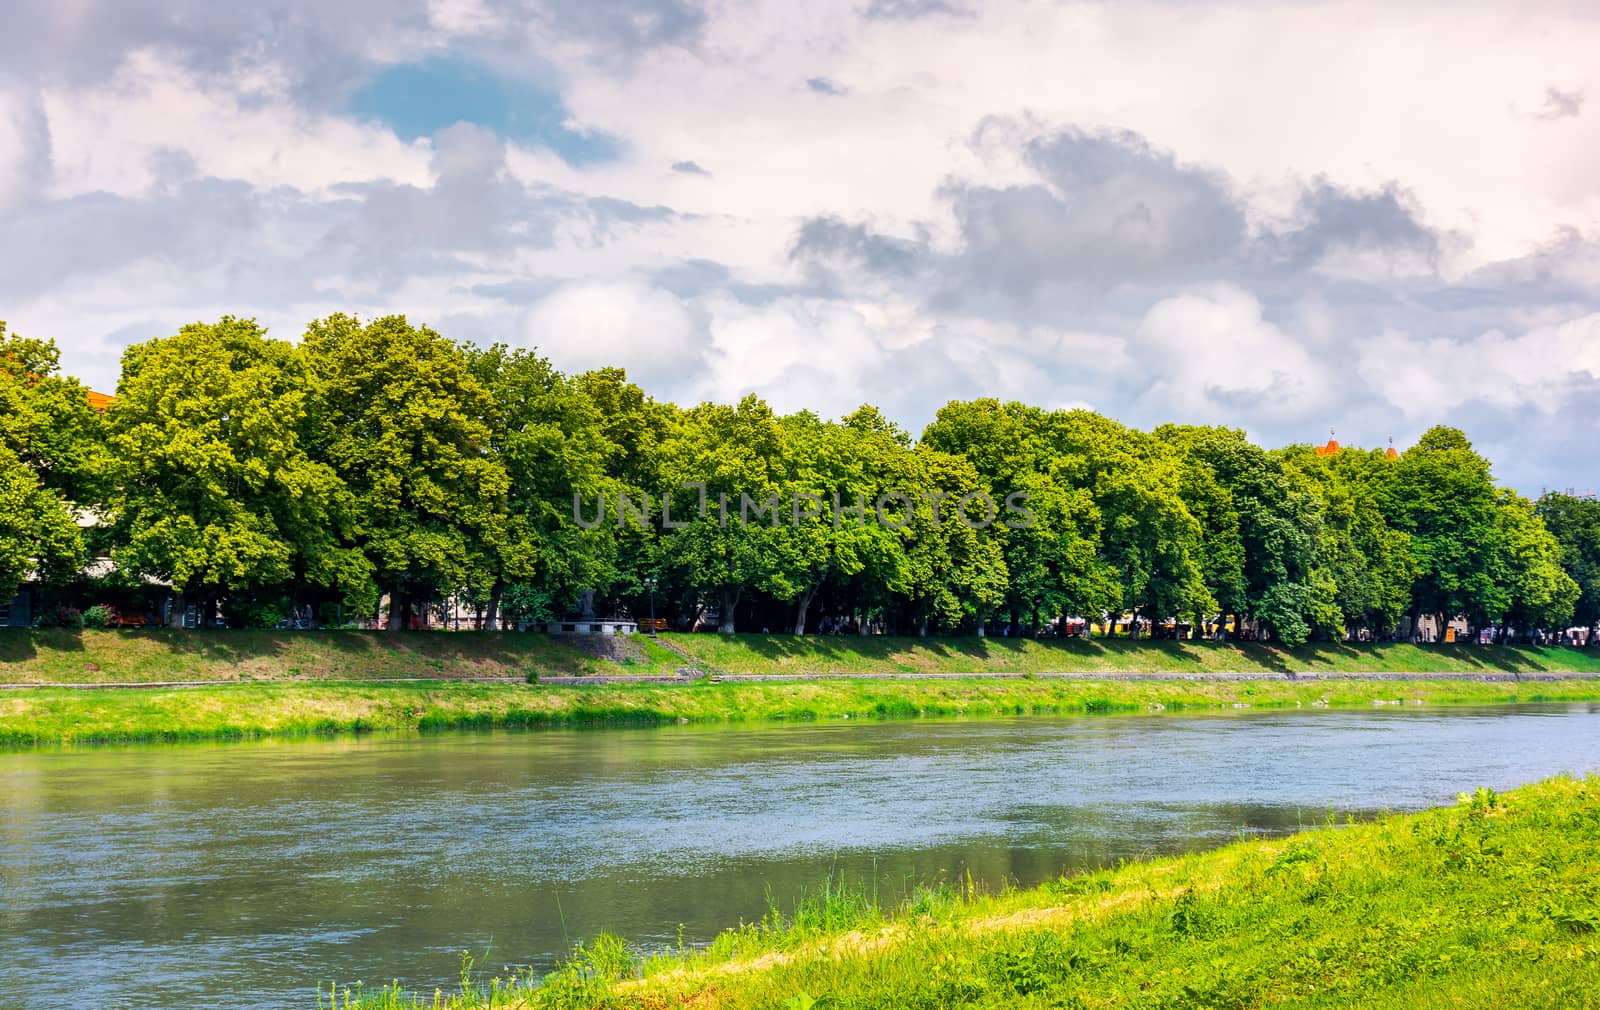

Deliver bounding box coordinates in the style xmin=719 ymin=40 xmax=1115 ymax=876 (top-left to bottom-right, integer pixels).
xmin=3 ymin=705 xmax=1600 ymax=1009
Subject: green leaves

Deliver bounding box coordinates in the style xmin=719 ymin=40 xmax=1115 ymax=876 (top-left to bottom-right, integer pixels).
xmin=1536 ymin=492 xmax=1600 ymax=630
xmin=106 ymin=317 xmax=366 ymax=617
xmin=305 ymin=314 xmax=507 ymax=621
xmin=10 ymin=314 xmax=1596 ymax=642
xmin=0 ymin=322 xmax=90 ymax=601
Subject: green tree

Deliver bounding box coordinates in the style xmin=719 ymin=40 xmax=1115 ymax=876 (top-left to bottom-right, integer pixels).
xmin=656 ymin=395 xmax=793 ymax=634
xmin=1536 ymin=492 xmax=1600 ymax=631
xmin=1160 ymin=426 xmax=1327 ymax=646
xmin=105 ymin=318 xmax=366 ymax=626
xmin=1039 ymin=411 xmax=1210 ymax=631
xmin=1281 ymin=446 xmax=1415 ymax=638
xmin=1381 ymin=426 xmax=1508 ymax=638
xmin=1496 ymin=491 xmax=1579 ymax=633
xmin=573 ymin=368 xmax=676 ymax=620
xmin=468 ymin=345 xmax=619 ymax=628
xmin=0 ymin=323 xmax=90 ymax=603
xmin=304 ymin=314 xmax=507 ymax=630
xmin=893 ymin=447 xmax=1008 ymax=636
xmin=827 ymin=405 xmax=915 ymax=634
xmin=924 ymin=399 xmax=1114 ymax=632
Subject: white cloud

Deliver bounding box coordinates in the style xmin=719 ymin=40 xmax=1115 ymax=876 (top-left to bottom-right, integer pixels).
xmin=6 ymin=0 xmax=1600 ymax=491
xmin=42 ymin=51 xmax=431 ymax=199
xmin=1136 ymin=285 xmax=1330 ymax=422
xmin=1358 ymin=312 xmax=1600 ymax=418
xmin=520 ymin=279 xmax=707 ymax=394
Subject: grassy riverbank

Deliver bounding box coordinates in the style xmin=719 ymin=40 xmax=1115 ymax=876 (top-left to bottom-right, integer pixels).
xmin=668 ymin=632 xmax=1600 ymax=677
xmin=4 ymin=629 xmax=1600 ymax=685
xmin=0 ymin=628 xmax=682 ymax=684
xmin=7 ymin=676 xmax=1600 ymax=747
xmin=333 ymin=775 xmax=1600 ymax=1009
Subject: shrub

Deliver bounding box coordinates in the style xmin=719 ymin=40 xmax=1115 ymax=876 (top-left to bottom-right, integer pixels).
xmin=82 ymin=604 xmax=119 ymax=629
xmin=35 ymin=605 xmax=84 ymax=629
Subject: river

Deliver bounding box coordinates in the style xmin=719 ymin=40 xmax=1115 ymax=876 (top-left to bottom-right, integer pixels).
xmin=3 ymin=704 xmax=1600 ymax=1008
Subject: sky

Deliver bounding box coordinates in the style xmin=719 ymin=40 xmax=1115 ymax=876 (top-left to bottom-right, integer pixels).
xmin=3 ymin=0 xmax=1600 ymax=493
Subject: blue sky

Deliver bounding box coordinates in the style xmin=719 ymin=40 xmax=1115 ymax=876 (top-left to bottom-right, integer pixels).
xmin=2 ymin=0 xmax=1599 ymax=493
xmin=349 ymin=56 xmax=621 ymax=165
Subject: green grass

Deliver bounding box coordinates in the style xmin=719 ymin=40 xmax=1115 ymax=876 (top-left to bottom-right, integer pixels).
xmin=665 ymin=632 xmax=1600 ymax=677
xmin=6 ymin=630 xmax=1600 ymax=688
xmin=8 ymin=676 xmax=1600 ymax=748
xmin=327 ymin=775 xmax=1600 ymax=1010
xmin=0 ymin=628 xmax=683 ymax=684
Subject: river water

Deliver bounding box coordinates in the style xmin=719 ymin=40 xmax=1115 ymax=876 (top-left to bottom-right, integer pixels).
xmin=3 ymin=704 xmax=1600 ymax=1009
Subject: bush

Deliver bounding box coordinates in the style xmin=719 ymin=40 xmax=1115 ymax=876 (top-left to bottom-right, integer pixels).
xmin=220 ymin=597 xmax=289 ymax=630
xmin=82 ymin=604 xmax=119 ymax=629
xmin=35 ymin=605 xmax=84 ymax=629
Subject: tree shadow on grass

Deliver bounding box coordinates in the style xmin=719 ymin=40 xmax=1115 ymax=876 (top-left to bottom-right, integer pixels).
xmin=107 ymin=630 xmax=620 ymax=679
xmin=0 ymin=628 xmax=44 ymax=664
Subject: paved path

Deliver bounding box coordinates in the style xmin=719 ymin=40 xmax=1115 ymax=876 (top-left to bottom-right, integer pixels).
xmin=6 ymin=670 xmax=1600 ymax=690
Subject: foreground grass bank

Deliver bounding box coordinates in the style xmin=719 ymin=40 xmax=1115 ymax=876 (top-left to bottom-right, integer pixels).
xmin=335 ymin=775 xmax=1600 ymax=1009
xmin=7 ymin=676 xmax=1600 ymax=747
xmin=5 ymin=629 xmax=1600 ymax=686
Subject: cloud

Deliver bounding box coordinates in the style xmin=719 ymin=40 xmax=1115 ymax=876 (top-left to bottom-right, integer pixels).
xmin=0 ymin=0 xmax=703 ymax=101
xmin=859 ymin=0 xmax=971 ymax=20
xmin=1260 ymin=179 xmax=1443 ymax=278
xmin=8 ymin=0 xmax=1600 ymax=495
xmin=1135 ymin=285 xmax=1331 ymax=422
xmin=0 ymin=88 xmax=50 ymax=213
xmin=945 ymin=123 xmax=1247 ymax=294
xmin=1537 ymin=86 xmax=1585 ymax=121
xmin=790 ymin=216 xmax=929 ymax=287
xmin=520 ymin=279 xmax=709 ymax=394
xmin=1357 ymin=312 xmax=1600 ymax=419
xmin=506 ymin=0 xmax=708 ymax=54
xmin=0 ymin=0 xmax=431 ymax=99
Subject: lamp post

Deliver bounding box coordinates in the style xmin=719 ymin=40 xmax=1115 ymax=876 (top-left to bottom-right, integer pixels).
xmin=645 ymin=576 xmax=658 ymax=636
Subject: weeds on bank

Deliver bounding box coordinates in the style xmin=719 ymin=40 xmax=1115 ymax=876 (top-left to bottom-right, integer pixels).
xmin=326 ymin=776 xmax=1600 ymax=1010
xmin=11 ymin=675 xmax=1600 ymax=748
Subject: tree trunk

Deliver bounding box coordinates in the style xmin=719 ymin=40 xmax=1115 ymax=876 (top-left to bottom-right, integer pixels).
xmin=718 ymin=587 xmax=739 ymax=634
xmin=858 ymin=609 xmax=871 ymax=636
xmin=386 ymin=589 xmax=402 ymax=632
xmin=917 ymin=613 xmax=929 ymax=637
xmin=485 ymin=581 xmax=503 ymax=632
xmin=793 ymin=584 xmax=817 ymax=636
xmin=976 ymin=615 xmax=986 ymax=638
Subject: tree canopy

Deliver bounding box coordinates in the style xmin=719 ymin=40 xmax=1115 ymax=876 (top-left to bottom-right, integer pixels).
xmin=6 ymin=314 xmax=1597 ymax=642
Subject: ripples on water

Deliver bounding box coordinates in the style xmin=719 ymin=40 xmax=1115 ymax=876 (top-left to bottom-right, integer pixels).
xmin=3 ymin=704 xmax=1599 ymax=1009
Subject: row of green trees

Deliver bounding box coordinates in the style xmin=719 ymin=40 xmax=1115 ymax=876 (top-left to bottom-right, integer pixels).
xmin=4 ymin=316 xmax=1599 ymax=645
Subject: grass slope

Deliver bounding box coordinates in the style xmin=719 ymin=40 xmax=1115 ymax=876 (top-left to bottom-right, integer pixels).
xmin=666 ymin=632 xmax=1600 ymax=677
xmin=0 ymin=629 xmax=682 ymax=684
xmin=5 ymin=630 xmax=1600 ymax=687
xmin=333 ymin=776 xmax=1600 ymax=1010
xmin=8 ymin=676 xmax=1600 ymax=747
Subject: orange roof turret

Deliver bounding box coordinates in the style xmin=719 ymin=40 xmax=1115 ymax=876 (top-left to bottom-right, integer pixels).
xmin=1314 ymin=428 xmax=1341 ymax=457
